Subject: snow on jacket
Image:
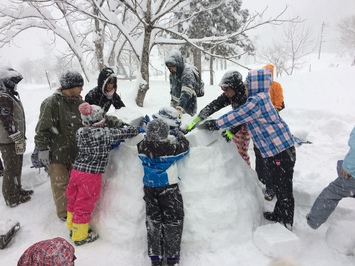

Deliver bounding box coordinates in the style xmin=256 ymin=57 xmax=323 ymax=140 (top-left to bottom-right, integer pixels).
xmin=34 ymin=89 xmax=83 ymax=164
xmin=264 ymin=64 xmax=284 ymax=110
xmin=342 ymin=126 xmax=355 ymax=178
xmin=74 ymin=125 xmax=140 ymax=173
xmin=85 ymin=67 xmax=125 ymax=113
xmin=165 ymin=51 xmax=197 ymax=116
xmin=0 ymin=75 xmax=26 ymax=144
xmin=137 ymin=135 xmax=189 ymax=187
xmin=17 ymin=237 xmax=75 ymax=266
xmin=216 ymin=68 xmax=294 ymax=158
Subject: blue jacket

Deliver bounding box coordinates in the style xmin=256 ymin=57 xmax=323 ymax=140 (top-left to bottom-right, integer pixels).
xmin=343 ymin=126 xmax=355 ymax=178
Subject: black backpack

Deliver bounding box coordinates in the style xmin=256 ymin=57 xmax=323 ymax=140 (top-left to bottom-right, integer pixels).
xmin=192 ymin=66 xmax=204 ymax=97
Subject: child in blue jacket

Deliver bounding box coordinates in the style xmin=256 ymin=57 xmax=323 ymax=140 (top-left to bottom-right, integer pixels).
xmin=137 ymin=119 xmax=189 ymax=266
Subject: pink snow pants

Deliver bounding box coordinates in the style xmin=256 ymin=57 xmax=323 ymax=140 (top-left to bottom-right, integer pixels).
xmin=66 ymin=169 xmax=102 ymax=224
xmin=232 ymin=124 xmax=251 ymax=166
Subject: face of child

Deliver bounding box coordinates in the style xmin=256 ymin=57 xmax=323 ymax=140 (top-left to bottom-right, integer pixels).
xmin=221 ymin=86 xmax=236 ymax=98
xmin=106 ymin=78 xmax=116 ymax=92
xmin=166 ymin=64 xmax=177 ymax=73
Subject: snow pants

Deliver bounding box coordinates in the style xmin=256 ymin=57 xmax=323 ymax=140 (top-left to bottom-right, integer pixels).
xmin=66 ymin=169 xmax=102 ymax=224
xmin=254 ymin=145 xmax=272 ymax=190
xmin=48 ymin=163 xmax=72 ymax=219
xmin=263 ymin=146 xmax=296 ymax=226
xmin=307 ymin=161 xmax=355 ymax=229
xmin=143 ymin=184 xmax=184 ymax=260
xmin=0 ymin=143 xmax=23 ymax=205
xmin=232 ymin=124 xmax=251 ymax=166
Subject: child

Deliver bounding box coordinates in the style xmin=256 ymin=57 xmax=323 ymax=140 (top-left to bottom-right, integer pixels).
xmin=66 ymin=103 xmax=142 ymax=246
xmin=137 ymin=119 xmax=189 ymax=266
xmin=200 ymin=68 xmax=296 ymax=229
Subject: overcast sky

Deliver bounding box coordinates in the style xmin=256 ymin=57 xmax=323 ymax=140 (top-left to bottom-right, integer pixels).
xmin=1 ymin=0 xmax=354 ymax=68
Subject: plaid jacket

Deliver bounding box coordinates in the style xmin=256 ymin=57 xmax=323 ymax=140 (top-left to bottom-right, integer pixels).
xmin=216 ymin=68 xmax=294 ymax=158
xmin=73 ymin=126 xmax=139 ymax=173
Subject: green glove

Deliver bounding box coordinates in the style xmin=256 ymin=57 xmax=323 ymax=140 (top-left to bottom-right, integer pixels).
xmin=221 ymin=130 xmax=234 ymax=142
xmin=187 ymin=116 xmax=202 ymax=131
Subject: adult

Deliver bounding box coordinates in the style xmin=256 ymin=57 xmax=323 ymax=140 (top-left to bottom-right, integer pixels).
xmin=85 ymin=67 xmax=125 ymax=113
xmin=307 ymin=126 xmax=355 ymax=229
xmin=35 ymin=70 xmax=84 ymax=221
xmin=165 ymin=50 xmax=198 ymax=118
xmin=200 ymin=68 xmax=296 ymax=229
xmin=187 ymin=70 xmax=251 ymax=165
xmin=0 ymin=68 xmax=33 ymax=207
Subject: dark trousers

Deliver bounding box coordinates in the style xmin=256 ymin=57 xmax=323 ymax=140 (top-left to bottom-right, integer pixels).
xmin=0 ymin=143 xmax=23 ymax=205
xmin=254 ymin=145 xmax=272 ymax=189
xmin=144 ymin=184 xmax=184 ymax=259
xmin=263 ymin=146 xmax=296 ymax=226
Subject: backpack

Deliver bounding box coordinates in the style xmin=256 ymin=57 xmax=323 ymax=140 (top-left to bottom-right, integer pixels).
xmin=192 ymin=66 xmax=205 ymax=97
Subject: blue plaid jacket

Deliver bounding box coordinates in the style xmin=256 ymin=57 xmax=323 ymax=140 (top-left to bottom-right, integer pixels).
xmin=216 ymin=68 xmax=294 ymax=158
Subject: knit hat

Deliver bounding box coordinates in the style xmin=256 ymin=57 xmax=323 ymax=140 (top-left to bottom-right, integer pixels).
xmin=152 ymin=107 xmax=181 ymax=129
xmin=146 ymin=119 xmax=169 ymax=141
xmin=17 ymin=237 xmax=75 ymax=266
xmin=218 ymin=70 xmax=244 ymax=92
xmin=59 ymin=70 xmax=84 ymax=90
xmin=0 ymin=67 xmax=23 ymax=90
xmin=79 ymin=102 xmax=106 ymax=127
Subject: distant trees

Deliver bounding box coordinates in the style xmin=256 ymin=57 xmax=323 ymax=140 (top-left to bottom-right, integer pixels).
xmin=336 ymin=15 xmax=355 ymax=66
xmin=0 ymin=0 xmax=299 ymax=106
xmin=258 ymin=22 xmax=316 ymax=76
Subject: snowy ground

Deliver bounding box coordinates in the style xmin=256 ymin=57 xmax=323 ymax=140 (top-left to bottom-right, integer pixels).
xmin=1 ymin=53 xmax=355 ymax=265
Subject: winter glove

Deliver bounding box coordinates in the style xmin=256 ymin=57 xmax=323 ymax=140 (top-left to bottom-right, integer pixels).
xmin=198 ymin=119 xmax=219 ymax=131
xmin=139 ymin=127 xmax=145 ymax=133
xmin=110 ymin=140 xmax=125 ymax=150
xmin=38 ymin=149 xmax=50 ymax=165
xmin=9 ymin=131 xmax=26 ymax=155
xmin=187 ymin=116 xmax=202 ymax=132
xmin=139 ymin=115 xmax=150 ymax=130
xmin=176 ymin=106 xmax=184 ymax=119
xmin=221 ymin=130 xmax=234 ymax=142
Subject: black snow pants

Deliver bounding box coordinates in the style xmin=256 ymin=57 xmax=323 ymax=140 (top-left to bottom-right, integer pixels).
xmin=143 ymin=184 xmax=184 ymax=259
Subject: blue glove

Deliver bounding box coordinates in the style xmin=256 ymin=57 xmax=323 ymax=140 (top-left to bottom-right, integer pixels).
xmin=139 ymin=127 xmax=145 ymax=133
xmin=110 ymin=140 xmax=125 ymax=150
xmin=169 ymin=128 xmax=181 ymax=137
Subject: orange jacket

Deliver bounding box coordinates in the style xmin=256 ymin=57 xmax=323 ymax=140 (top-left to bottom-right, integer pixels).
xmin=264 ymin=64 xmax=284 ymax=110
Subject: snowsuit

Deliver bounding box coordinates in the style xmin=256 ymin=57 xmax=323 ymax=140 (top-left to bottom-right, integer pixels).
xmin=165 ymin=51 xmax=198 ymax=116
xmin=85 ymin=67 xmax=125 ymax=113
xmin=307 ymin=126 xmax=355 ymax=229
xmin=264 ymin=64 xmax=284 ymax=111
xmin=216 ymin=68 xmax=296 ymax=227
xmin=35 ymin=89 xmax=83 ymax=218
xmin=0 ymin=72 xmax=26 ymax=206
xmin=66 ymin=125 xmax=140 ymax=224
xmin=17 ymin=237 xmax=75 ymax=266
xmin=198 ymin=91 xmax=251 ymax=165
xmin=137 ymin=134 xmax=189 ymax=260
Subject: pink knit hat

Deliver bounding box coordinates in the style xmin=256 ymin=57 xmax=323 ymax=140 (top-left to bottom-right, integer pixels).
xmin=79 ymin=102 xmax=106 ymax=127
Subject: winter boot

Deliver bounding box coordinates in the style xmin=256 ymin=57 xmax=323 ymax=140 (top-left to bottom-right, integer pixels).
xmin=263 ymin=188 xmax=275 ymax=201
xmin=20 ymin=188 xmax=34 ymax=196
xmin=7 ymin=195 xmax=31 ymax=207
xmin=72 ymin=223 xmax=99 ymax=246
xmin=66 ymin=212 xmax=73 ymax=233
xmin=263 ymin=212 xmax=279 ymax=222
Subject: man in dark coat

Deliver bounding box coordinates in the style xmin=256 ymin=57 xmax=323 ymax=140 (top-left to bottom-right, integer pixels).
xmin=165 ymin=50 xmax=198 ymax=118
xmin=0 ymin=68 xmax=33 ymax=207
xmin=85 ymin=67 xmax=125 ymax=113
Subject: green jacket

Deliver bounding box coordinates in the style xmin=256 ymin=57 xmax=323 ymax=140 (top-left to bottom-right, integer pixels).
xmin=34 ymin=89 xmax=83 ymax=165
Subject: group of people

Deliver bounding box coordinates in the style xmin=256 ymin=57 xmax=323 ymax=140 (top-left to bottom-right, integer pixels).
xmin=1 ymin=50 xmax=353 ymax=266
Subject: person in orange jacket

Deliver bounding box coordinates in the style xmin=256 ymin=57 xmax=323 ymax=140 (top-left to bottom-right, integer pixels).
xmin=263 ymin=64 xmax=285 ymax=112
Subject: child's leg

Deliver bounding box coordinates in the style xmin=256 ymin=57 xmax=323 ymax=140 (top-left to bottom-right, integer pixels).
xmin=232 ymin=124 xmax=251 ymax=166
xmin=307 ymin=176 xmax=355 ymax=229
xmin=160 ymin=184 xmax=184 ymax=263
xmin=144 ymin=186 xmax=163 ymax=261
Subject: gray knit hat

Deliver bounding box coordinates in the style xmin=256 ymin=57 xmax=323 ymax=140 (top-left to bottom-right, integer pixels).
xmin=146 ymin=119 xmax=169 ymax=141
xmin=59 ymin=70 xmax=84 ymax=90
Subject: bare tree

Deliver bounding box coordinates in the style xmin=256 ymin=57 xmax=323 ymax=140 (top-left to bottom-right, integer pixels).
xmin=259 ymin=22 xmax=316 ymax=75
xmin=336 ymin=15 xmax=355 ymax=65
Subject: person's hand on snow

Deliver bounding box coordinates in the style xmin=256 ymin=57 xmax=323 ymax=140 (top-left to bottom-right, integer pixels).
xmin=198 ymin=119 xmax=219 ymax=131
xmin=187 ymin=116 xmax=202 ymax=132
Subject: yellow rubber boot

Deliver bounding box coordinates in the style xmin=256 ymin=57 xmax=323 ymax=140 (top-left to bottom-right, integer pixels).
xmin=66 ymin=212 xmax=73 ymax=231
xmin=72 ymin=223 xmax=88 ymax=242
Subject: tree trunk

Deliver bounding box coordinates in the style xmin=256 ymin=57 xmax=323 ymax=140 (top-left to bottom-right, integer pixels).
xmin=192 ymin=47 xmax=202 ymax=73
xmin=209 ymin=55 xmax=214 ymax=85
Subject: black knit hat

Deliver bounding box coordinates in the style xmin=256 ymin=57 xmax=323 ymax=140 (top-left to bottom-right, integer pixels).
xmin=146 ymin=119 xmax=169 ymax=141
xmin=218 ymin=70 xmax=244 ymax=92
xmin=59 ymin=70 xmax=84 ymax=90
xmin=0 ymin=67 xmax=23 ymax=90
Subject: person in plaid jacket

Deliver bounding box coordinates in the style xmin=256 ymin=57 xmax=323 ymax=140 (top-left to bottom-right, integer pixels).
xmin=200 ymin=68 xmax=296 ymax=229
xmin=65 ymin=102 xmax=142 ymax=246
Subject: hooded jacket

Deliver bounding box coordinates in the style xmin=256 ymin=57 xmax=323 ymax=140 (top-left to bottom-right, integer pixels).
xmin=216 ymin=68 xmax=294 ymax=158
xmin=34 ymin=89 xmax=83 ymax=165
xmin=165 ymin=51 xmax=197 ymax=116
xmin=85 ymin=67 xmax=125 ymax=113
xmin=0 ymin=68 xmax=26 ymax=144
xmin=342 ymin=126 xmax=355 ymax=178
xmin=263 ymin=64 xmax=284 ymax=111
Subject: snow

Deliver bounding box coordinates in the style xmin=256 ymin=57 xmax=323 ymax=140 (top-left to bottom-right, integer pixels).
xmin=1 ymin=53 xmax=355 ymax=265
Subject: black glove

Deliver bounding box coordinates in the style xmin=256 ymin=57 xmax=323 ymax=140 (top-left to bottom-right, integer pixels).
xmin=229 ymin=125 xmax=242 ymax=135
xmin=169 ymin=128 xmax=181 ymax=137
xmin=198 ymin=120 xmax=219 ymax=131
